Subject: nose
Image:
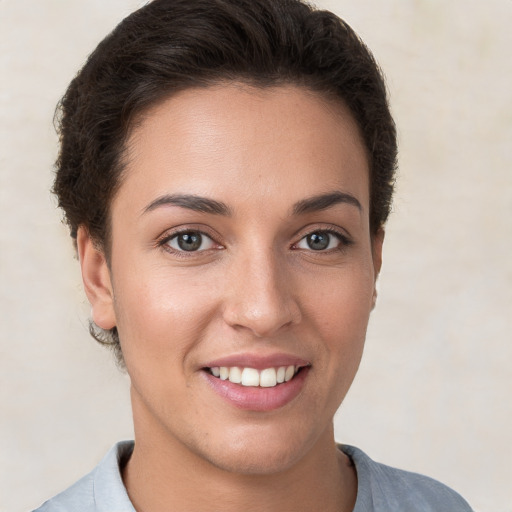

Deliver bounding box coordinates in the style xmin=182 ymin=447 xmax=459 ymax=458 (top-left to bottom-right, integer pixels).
xmin=222 ymin=249 xmax=302 ymax=338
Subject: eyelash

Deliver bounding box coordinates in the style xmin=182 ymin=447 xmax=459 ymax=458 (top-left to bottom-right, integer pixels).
xmin=292 ymin=228 xmax=353 ymax=252
xmin=157 ymin=227 xmax=353 ymax=256
xmin=157 ymin=228 xmax=222 ymax=257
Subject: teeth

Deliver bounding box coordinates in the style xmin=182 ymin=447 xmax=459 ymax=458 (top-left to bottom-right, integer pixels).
xmin=260 ymin=368 xmax=277 ymax=387
xmin=284 ymin=365 xmax=295 ymax=382
xmin=211 ymin=365 xmax=301 ymax=387
xmin=241 ymin=367 xmax=260 ymax=386
xmin=228 ymin=367 xmax=242 ymax=384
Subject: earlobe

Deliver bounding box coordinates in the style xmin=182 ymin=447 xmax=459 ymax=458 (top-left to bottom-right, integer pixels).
xmin=76 ymin=226 xmax=117 ymax=330
xmin=371 ymin=228 xmax=385 ymax=309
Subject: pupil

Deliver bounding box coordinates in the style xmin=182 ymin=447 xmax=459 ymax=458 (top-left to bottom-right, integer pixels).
xmin=178 ymin=232 xmax=202 ymax=251
xmin=307 ymin=232 xmax=329 ymax=250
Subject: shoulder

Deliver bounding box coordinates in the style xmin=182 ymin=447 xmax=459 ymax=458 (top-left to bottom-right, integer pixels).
xmin=32 ymin=472 xmax=95 ymax=512
xmin=340 ymin=445 xmax=474 ymax=512
xmin=32 ymin=441 xmax=135 ymax=512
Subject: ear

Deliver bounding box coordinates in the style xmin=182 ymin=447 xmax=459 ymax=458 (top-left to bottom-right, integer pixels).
xmin=76 ymin=226 xmax=117 ymax=330
xmin=371 ymin=228 xmax=385 ymax=309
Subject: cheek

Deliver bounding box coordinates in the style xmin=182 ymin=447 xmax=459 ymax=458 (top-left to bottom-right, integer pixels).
xmin=305 ymin=262 xmax=375 ymax=332
xmin=112 ymin=265 xmax=220 ymax=368
xmin=302 ymin=262 xmax=375 ymax=387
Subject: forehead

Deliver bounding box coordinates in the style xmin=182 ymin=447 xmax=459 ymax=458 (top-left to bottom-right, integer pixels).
xmin=118 ymin=83 xmax=369 ymax=216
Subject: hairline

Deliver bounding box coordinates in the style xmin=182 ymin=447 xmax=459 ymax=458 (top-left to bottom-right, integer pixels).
xmin=99 ymin=79 xmax=373 ymax=263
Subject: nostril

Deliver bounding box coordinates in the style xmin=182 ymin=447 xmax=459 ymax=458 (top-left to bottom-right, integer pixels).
xmin=223 ymin=303 xmax=301 ymax=338
xmin=221 ymin=259 xmax=302 ymax=336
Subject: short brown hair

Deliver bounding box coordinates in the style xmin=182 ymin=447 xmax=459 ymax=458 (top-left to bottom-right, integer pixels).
xmin=53 ymin=0 xmax=397 ymax=363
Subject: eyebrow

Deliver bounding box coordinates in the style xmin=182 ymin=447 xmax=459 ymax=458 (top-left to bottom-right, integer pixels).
xmin=142 ymin=190 xmax=361 ymax=217
xmin=292 ymin=191 xmax=362 ymax=215
xmin=142 ymin=194 xmax=231 ymax=216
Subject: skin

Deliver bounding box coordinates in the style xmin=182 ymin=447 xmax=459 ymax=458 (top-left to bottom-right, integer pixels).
xmin=78 ymin=84 xmax=383 ymax=512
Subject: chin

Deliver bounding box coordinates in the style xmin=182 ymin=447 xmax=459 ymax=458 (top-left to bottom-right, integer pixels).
xmin=205 ymin=445 xmax=301 ymax=476
xmin=192 ymin=424 xmax=318 ymax=476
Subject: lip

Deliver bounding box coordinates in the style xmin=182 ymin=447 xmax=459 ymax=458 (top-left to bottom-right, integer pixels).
xmin=202 ymin=366 xmax=310 ymax=412
xmin=203 ymin=353 xmax=310 ymax=371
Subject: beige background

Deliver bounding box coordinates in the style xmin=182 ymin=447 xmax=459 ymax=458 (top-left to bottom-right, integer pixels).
xmin=1 ymin=1 xmax=511 ymax=511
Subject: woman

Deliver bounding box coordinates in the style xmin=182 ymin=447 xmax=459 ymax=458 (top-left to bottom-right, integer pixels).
xmin=35 ymin=0 xmax=473 ymax=510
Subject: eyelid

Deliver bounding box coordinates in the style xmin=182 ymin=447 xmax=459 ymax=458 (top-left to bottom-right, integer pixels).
xmin=156 ymin=225 xmax=224 ymax=254
xmin=295 ymin=232 xmax=338 ymax=251
xmin=168 ymin=232 xmax=216 ymax=252
xmin=291 ymin=224 xmax=353 ymax=248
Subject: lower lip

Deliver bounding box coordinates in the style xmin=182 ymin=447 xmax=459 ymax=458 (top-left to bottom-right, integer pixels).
xmin=203 ymin=367 xmax=309 ymax=411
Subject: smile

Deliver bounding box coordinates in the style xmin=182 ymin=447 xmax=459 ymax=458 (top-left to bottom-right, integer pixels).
xmin=208 ymin=365 xmax=300 ymax=388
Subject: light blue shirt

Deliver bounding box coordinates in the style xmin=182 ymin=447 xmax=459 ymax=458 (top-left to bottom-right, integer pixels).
xmin=33 ymin=441 xmax=474 ymax=511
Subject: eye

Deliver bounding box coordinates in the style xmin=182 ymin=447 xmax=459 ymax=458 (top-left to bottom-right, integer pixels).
xmin=166 ymin=231 xmax=216 ymax=252
xmin=295 ymin=230 xmax=344 ymax=251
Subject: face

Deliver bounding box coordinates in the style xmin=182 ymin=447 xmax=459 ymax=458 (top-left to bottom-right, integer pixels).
xmin=81 ymin=84 xmax=382 ymax=475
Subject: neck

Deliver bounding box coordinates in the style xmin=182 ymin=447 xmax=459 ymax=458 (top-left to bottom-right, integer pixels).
xmin=123 ymin=393 xmax=357 ymax=512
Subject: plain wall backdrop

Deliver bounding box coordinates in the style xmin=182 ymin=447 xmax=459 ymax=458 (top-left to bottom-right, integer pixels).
xmin=1 ymin=1 xmax=511 ymax=511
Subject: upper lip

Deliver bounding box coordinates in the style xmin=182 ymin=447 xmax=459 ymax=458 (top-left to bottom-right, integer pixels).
xmin=202 ymin=352 xmax=311 ymax=370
